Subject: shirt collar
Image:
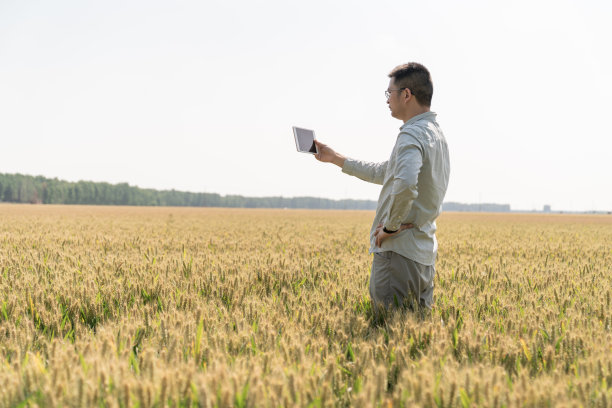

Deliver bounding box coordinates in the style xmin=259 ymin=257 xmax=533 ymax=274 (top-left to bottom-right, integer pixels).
xmin=400 ymin=111 xmax=437 ymax=130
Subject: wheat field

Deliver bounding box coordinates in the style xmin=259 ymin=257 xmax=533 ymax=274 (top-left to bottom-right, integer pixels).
xmin=0 ymin=204 xmax=610 ymax=407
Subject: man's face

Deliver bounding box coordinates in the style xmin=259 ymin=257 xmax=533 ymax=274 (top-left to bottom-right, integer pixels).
xmin=386 ymin=78 xmax=405 ymax=119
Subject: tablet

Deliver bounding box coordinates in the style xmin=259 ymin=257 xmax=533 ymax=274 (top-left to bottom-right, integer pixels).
xmin=292 ymin=126 xmax=318 ymax=154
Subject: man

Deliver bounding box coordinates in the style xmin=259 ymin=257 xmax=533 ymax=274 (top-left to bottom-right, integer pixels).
xmin=314 ymin=62 xmax=450 ymax=311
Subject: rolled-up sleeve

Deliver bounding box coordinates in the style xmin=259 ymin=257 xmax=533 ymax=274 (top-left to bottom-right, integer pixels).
xmin=342 ymin=158 xmax=387 ymax=185
xmin=384 ymin=135 xmax=423 ymax=231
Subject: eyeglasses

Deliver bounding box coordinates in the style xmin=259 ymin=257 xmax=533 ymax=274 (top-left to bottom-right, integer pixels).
xmin=385 ymin=88 xmax=411 ymax=100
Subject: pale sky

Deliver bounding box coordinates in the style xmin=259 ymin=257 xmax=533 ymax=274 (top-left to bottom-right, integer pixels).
xmin=1 ymin=0 xmax=611 ymax=212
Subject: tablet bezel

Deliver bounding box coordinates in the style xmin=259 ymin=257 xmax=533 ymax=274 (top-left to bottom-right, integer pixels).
xmin=292 ymin=126 xmax=318 ymax=154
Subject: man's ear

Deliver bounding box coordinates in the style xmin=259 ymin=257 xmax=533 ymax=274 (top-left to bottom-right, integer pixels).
xmin=404 ymin=89 xmax=412 ymax=102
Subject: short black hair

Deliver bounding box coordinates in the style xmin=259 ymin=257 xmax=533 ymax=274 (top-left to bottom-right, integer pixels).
xmin=388 ymin=63 xmax=433 ymax=107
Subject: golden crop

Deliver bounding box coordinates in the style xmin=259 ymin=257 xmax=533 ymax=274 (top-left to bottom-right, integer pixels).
xmin=0 ymin=205 xmax=610 ymax=407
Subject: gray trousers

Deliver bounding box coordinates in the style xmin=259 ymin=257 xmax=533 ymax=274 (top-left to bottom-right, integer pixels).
xmin=369 ymin=251 xmax=435 ymax=310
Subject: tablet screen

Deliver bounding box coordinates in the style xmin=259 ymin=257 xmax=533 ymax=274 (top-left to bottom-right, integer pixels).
xmin=293 ymin=127 xmax=317 ymax=154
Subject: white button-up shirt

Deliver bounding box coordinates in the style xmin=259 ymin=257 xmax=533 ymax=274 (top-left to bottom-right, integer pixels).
xmin=342 ymin=111 xmax=450 ymax=265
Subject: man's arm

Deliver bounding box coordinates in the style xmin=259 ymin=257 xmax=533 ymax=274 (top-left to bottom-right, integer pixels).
xmin=374 ymin=135 xmax=422 ymax=246
xmin=314 ymin=140 xmax=387 ymax=185
xmin=383 ymin=140 xmax=422 ymax=231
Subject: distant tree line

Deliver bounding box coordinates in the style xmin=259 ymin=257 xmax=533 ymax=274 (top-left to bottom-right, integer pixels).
xmin=443 ymin=202 xmax=511 ymax=212
xmin=1 ymin=173 xmax=519 ymax=212
xmin=0 ymin=173 xmax=377 ymax=210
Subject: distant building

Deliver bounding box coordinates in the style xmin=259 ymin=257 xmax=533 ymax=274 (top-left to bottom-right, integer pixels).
xmin=543 ymin=205 xmax=551 ymax=213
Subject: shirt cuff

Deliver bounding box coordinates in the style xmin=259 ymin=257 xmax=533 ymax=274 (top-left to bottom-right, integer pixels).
xmin=341 ymin=158 xmax=357 ymax=176
xmin=384 ymin=218 xmax=403 ymax=232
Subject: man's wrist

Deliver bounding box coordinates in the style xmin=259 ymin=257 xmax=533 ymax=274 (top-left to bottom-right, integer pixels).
xmin=333 ymin=154 xmax=346 ymax=168
xmin=383 ymin=227 xmax=398 ymax=234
